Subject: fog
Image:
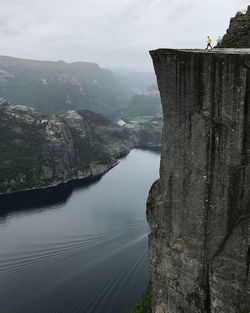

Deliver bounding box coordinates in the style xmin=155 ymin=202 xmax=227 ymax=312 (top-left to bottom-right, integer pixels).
xmin=0 ymin=0 xmax=249 ymax=70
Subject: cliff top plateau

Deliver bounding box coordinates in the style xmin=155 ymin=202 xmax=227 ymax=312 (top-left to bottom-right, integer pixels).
xmin=150 ymin=48 xmax=250 ymax=55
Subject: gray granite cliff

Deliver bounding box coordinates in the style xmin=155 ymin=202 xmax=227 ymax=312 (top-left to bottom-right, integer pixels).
xmin=147 ymin=49 xmax=250 ymax=313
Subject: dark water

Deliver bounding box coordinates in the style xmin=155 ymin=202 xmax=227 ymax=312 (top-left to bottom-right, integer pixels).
xmin=0 ymin=148 xmax=160 ymax=313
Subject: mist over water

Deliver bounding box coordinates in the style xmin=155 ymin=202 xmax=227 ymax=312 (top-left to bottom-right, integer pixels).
xmin=0 ymin=148 xmax=160 ymax=313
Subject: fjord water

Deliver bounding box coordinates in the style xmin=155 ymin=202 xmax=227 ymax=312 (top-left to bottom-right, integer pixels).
xmin=0 ymin=148 xmax=160 ymax=313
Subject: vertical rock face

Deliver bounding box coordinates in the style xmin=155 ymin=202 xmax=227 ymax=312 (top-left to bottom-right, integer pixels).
xmin=147 ymin=49 xmax=250 ymax=313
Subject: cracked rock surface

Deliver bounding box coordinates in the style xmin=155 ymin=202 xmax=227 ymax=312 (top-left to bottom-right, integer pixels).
xmin=147 ymin=48 xmax=250 ymax=313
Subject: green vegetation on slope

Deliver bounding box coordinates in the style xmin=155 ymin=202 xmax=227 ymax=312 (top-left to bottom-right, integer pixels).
xmin=236 ymin=304 xmax=250 ymax=313
xmin=125 ymin=116 xmax=154 ymax=123
xmin=0 ymin=100 xmax=135 ymax=194
xmin=0 ymin=109 xmax=44 ymax=193
xmin=127 ymin=286 xmax=152 ymax=313
xmin=69 ymin=128 xmax=104 ymax=169
xmin=68 ymin=110 xmax=115 ymax=168
xmin=0 ymin=56 xmax=129 ymax=117
xmin=216 ymin=7 xmax=250 ymax=48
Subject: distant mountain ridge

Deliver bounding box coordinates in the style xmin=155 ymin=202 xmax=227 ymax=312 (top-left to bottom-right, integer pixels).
xmin=122 ymin=85 xmax=162 ymax=119
xmin=112 ymin=70 xmax=157 ymax=94
xmin=0 ymin=55 xmax=131 ymax=118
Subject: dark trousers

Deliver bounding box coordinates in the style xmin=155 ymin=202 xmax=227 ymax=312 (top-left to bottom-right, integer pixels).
xmin=206 ymin=43 xmax=212 ymax=49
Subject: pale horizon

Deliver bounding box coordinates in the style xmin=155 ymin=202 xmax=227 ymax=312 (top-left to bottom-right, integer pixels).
xmin=0 ymin=0 xmax=249 ymax=71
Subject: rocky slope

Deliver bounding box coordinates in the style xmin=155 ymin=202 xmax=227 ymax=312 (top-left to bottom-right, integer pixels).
xmin=147 ymin=49 xmax=250 ymax=313
xmin=122 ymin=85 xmax=162 ymax=120
xmin=0 ymin=99 xmax=135 ymax=195
xmin=125 ymin=117 xmax=163 ymax=148
xmin=0 ymin=56 xmax=130 ymax=118
xmin=0 ymin=99 xmax=162 ymax=195
xmin=216 ymin=5 xmax=250 ymax=48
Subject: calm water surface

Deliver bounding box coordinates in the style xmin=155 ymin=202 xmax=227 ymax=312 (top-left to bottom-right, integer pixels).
xmin=0 ymin=148 xmax=160 ymax=313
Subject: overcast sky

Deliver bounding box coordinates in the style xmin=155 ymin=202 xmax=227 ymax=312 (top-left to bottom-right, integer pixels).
xmin=0 ymin=0 xmax=249 ymax=71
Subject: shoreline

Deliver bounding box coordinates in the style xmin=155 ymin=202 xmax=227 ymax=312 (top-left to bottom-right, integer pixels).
xmin=0 ymin=147 xmax=161 ymax=199
xmin=0 ymin=160 xmax=118 ymax=199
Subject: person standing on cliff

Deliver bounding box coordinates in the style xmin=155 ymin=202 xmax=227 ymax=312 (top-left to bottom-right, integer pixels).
xmin=206 ymin=36 xmax=213 ymax=49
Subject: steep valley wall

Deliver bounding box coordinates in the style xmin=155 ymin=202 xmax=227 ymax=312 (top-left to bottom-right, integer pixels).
xmin=147 ymin=49 xmax=250 ymax=313
xmin=0 ymin=99 xmax=162 ymax=196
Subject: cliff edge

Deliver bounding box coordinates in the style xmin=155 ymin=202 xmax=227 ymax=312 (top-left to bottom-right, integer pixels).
xmin=147 ymin=49 xmax=250 ymax=313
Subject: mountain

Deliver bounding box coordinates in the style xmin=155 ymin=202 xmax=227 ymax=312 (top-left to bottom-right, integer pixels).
xmin=0 ymin=56 xmax=130 ymax=118
xmin=0 ymin=99 xmax=162 ymax=195
xmin=122 ymin=85 xmax=162 ymax=120
xmin=112 ymin=70 xmax=157 ymax=94
xmin=0 ymin=99 xmax=134 ymax=195
xmin=125 ymin=117 xmax=163 ymax=148
xmin=216 ymin=5 xmax=250 ymax=48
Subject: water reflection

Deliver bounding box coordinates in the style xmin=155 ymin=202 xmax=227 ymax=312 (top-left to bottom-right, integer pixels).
xmin=0 ymin=176 xmax=103 ymax=220
xmin=0 ymin=148 xmax=160 ymax=313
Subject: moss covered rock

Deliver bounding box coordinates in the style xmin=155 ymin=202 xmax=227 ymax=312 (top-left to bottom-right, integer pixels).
xmin=216 ymin=6 xmax=250 ymax=48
